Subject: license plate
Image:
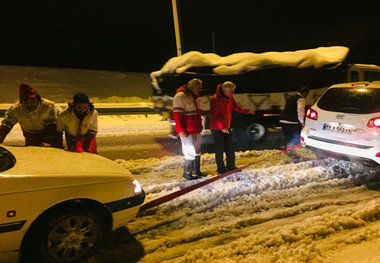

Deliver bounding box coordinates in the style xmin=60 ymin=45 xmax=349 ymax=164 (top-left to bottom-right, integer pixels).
xmin=323 ymin=123 xmax=352 ymax=134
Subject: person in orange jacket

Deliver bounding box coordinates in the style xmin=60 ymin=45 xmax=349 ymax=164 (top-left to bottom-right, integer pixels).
xmin=210 ymin=81 xmax=255 ymax=174
xmin=57 ymin=93 xmax=98 ymax=153
xmin=0 ymin=83 xmax=61 ymax=147
xmin=173 ymin=78 xmax=207 ymax=180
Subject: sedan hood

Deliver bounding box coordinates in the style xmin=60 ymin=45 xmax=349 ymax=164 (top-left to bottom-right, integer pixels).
xmin=0 ymin=146 xmax=133 ymax=194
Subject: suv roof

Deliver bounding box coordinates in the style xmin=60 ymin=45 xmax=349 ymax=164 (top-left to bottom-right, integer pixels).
xmin=329 ymin=81 xmax=380 ymax=89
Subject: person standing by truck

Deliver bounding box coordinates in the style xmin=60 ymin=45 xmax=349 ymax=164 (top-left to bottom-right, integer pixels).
xmin=280 ymin=87 xmax=310 ymax=148
xmin=173 ymin=78 xmax=207 ymax=180
xmin=210 ymin=81 xmax=256 ymax=174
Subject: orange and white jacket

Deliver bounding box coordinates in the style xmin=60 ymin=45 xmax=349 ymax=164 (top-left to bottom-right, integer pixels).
xmin=56 ymin=105 xmax=98 ymax=138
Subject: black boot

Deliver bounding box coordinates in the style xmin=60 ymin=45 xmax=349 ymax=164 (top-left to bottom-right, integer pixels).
xmin=193 ymin=156 xmax=207 ymax=177
xmin=227 ymin=165 xmax=237 ymax=171
xmin=182 ymin=159 xmax=196 ymax=180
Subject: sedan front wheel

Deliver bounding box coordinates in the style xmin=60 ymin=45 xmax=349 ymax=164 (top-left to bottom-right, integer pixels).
xmin=47 ymin=214 xmax=99 ymax=262
xmin=22 ymin=207 xmax=105 ymax=263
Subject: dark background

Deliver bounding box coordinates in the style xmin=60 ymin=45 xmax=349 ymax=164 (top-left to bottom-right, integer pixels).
xmin=1 ymin=0 xmax=379 ymax=73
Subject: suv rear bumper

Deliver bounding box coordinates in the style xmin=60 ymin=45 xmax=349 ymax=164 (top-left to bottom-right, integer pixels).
xmin=301 ymin=132 xmax=380 ymax=165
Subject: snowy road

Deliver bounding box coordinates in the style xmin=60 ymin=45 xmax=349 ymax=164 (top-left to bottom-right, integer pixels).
xmin=90 ymin=150 xmax=380 ymax=263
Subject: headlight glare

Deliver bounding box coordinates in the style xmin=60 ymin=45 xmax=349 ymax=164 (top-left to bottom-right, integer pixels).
xmin=132 ymin=179 xmax=142 ymax=195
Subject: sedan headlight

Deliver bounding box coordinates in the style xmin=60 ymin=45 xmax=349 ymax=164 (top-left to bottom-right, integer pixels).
xmin=132 ymin=179 xmax=142 ymax=195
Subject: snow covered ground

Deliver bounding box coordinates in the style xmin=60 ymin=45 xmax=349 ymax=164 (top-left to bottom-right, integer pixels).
xmin=2 ymin=115 xmax=380 ymax=263
xmin=93 ymin=151 xmax=380 ymax=263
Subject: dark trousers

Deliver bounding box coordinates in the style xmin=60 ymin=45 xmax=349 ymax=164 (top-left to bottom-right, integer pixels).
xmin=212 ymin=130 xmax=235 ymax=173
xmin=281 ymin=123 xmax=302 ymax=148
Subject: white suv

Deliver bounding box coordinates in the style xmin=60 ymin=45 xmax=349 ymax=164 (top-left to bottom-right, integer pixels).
xmin=301 ymin=81 xmax=380 ymax=165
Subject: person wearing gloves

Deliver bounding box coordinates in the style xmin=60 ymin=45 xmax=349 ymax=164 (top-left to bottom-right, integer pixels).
xmin=280 ymin=87 xmax=310 ymax=148
xmin=173 ymin=78 xmax=207 ymax=180
xmin=0 ymin=83 xmax=61 ymax=147
xmin=210 ymin=81 xmax=256 ymax=174
xmin=57 ymin=93 xmax=98 ymax=153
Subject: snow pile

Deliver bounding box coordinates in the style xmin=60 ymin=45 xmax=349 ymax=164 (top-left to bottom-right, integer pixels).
xmin=151 ymin=46 xmax=349 ymax=78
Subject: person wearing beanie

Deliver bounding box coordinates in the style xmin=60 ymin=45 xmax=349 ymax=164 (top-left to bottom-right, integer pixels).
xmin=57 ymin=93 xmax=98 ymax=153
xmin=210 ymin=81 xmax=256 ymax=174
xmin=0 ymin=83 xmax=62 ymax=147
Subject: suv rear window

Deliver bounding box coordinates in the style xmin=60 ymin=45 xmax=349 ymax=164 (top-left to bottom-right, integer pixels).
xmin=317 ymin=87 xmax=380 ymax=114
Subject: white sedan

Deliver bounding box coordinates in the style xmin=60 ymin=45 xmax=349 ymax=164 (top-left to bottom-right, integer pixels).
xmin=0 ymin=146 xmax=145 ymax=263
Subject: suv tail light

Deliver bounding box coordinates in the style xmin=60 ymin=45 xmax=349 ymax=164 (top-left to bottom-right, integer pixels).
xmin=306 ymin=108 xmax=318 ymax=120
xmin=367 ymin=117 xmax=380 ymax=128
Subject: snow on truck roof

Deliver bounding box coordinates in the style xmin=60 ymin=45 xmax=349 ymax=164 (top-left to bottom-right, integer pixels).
xmin=151 ymin=46 xmax=349 ymax=79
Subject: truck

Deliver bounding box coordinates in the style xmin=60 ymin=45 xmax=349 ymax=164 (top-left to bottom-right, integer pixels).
xmin=150 ymin=47 xmax=380 ymax=142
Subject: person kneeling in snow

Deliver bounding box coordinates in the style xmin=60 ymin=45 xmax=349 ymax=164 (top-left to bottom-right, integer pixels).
xmin=57 ymin=93 xmax=98 ymax=154
xmin=0 ymin=83 xmax=61 ymax=147
xmin=173 ymin=78 xmax=207 ymax=180
xmin=210 ymin=81 xmax=256 ymax=174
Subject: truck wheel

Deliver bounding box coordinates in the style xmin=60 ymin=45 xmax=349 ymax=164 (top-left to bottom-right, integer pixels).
xmin=22 ymin=207 xmax=104 ymax=263
xmin=246 ymin=123 xmax=266 ymax=141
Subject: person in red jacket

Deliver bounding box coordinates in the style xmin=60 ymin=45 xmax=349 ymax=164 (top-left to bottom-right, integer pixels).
xmin=173 ymin=78 xmax=207 ymax=180
xmin=210 ymin=81 xmax=256 ymax=174
xmin=0 ymin=83 xmax=61 ymax=147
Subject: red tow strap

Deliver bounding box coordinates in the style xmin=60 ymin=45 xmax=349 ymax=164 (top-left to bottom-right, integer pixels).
xmin=139 ymin=143 xmax=301 ymax=212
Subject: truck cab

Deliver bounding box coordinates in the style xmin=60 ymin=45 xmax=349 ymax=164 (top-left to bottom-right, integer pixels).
xmin=348 ymin=64 xmax=380 ymax=82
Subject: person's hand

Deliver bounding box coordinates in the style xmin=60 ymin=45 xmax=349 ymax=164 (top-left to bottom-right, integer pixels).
xmin=301 ymin=122 xmax=305 ymax=129
xmin=248 ymin=109 xmax=256 ymax=115
xmin=179 ymin=131 xmax=187 ymax=138
xmin=40 ymin=142 xmax=52 ymax=147
xmin=222 ymin=128 xmax=229 ymax=134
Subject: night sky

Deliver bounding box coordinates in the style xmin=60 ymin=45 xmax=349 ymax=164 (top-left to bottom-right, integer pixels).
xmin=1 ymin=0 xmax=379 ymax=73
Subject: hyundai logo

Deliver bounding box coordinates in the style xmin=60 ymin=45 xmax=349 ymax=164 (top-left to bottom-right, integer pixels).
xmin=336 ymin=114 xmax=345 ymax=119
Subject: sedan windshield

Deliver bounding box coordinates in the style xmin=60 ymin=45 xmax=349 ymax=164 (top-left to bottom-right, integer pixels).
xmin=0 ymin=146 xmax=16 ymax=172
xmin=317 ymin=87 xmax=380 ymax=114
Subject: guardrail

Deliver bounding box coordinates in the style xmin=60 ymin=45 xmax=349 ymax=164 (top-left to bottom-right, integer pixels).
xmin=0 ymin=102 xmax=157 ymax=117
